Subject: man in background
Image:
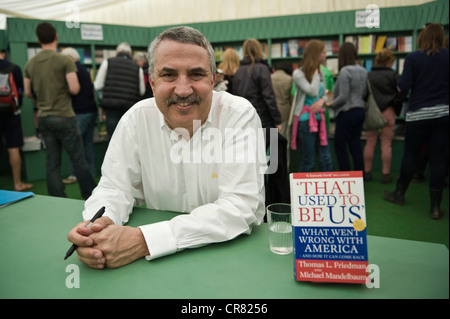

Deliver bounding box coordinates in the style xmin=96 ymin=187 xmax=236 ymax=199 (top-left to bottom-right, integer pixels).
xmin=24 ymin=22 xmax=96 ymax=199
xmin=0 ymin=49 xmax=33 ymax=192
xmin=94 ymin=42 xmax=145 ymax=138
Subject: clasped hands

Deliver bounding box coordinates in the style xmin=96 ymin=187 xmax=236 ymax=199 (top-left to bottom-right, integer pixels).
xmin=67 ymin=217 xmax=149 ymax=269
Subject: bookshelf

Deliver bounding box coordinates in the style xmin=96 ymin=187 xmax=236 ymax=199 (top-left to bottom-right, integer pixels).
xmin=2 ymin=0 xmax=448 ymax=181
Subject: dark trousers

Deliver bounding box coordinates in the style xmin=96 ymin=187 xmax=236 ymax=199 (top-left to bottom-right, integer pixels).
xmin=38 ymin=116 xmax=97 ymax=199
xmin=105 ymin=109 xmax=127 ymax=139
xmin=399 ymin=115 xmax=449 ymax=191
xmin=334 ymin=108 xmax=365 ymax=171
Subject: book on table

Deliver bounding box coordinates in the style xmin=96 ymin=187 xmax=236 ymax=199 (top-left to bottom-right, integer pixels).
xmin=290 ymin=171 xmax=369 ymax=284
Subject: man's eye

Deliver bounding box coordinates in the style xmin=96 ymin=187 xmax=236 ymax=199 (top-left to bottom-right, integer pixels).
xmin=190 ymin=73 xmax=207 ymax=80
xmin=161 ymin=73 xmax=176 ymax=81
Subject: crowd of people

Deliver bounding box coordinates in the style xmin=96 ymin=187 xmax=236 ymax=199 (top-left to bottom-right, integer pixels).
xmin=0 ymin=21 xmax=448 ymax=268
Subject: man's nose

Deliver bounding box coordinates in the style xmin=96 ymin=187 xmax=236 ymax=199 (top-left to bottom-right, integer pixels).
xmin=174 ymin=75 xmax=194 ymax=97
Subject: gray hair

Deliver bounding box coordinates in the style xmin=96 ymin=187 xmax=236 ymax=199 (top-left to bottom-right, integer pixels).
xmin=147 ymin=26 xmax=216 ymax=80
xmin=61 ymin=47 xmax=80 ymax=61
xmin=116 ymin=42 xmax=132 ymax=55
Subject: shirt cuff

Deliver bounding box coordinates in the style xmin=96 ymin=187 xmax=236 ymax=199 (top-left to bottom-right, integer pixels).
xmin=138 ymin=221 xmax=177 ymax=260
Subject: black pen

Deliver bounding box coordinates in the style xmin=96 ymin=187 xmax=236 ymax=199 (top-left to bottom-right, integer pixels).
xmin=64 ymin=206 xmax=106 ymax=260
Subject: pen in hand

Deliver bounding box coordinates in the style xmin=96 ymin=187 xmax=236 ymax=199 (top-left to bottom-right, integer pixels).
xmin=64 ymin=206 xmax=106 ymax=260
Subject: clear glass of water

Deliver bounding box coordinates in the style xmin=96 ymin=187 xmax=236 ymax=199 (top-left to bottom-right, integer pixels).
xmin=266 ymin=203 xmax=292 ymax=255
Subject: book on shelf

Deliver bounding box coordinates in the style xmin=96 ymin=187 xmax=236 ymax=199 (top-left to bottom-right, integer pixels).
xmin=326 ymin=58 xmax=338 ymax=76
xmin=324 ymin=40 xmax=333 ymax=56
xmin=290 ymin=171 xmax=369 ymax=284
xmin=385 ymin=36 xmax=398 ymax=51
xmin=397 ymin=36 xmax=413 ymax=52
xmin=331 ymin=40 xmax=340 ymax=54
xmin=374 ymin=35 xmax=387 ymax=53
xmin=288 ymin=39 xmax=299 ymax=57
xmin=27 ymin=48 xmax=42 ymax=60
xmin=344 ymin=35 xmax=358 ymax=47
xmin=271 ymin=43 xmax=282 ymax=58
xmin=363 ymin=58 xmax=373 ymax=72
xmin=297 ymin=39 xmax=308 ymax=56
xmin=94 ymin=49 xmax=116 ymax=64
xmin=344 ymin=34 xmax=412 ymax=55
xmin=358 ymin=35 xmax=374 ymax=54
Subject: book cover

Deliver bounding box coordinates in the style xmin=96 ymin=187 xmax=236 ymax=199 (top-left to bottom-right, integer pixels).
xmin=374 ymin=35 xmax=387 ymax=53
xmin=288 ymin=39 xmax=299 ymax=57
xmin=386 ymin=37 xmax=397 ymax=51
xmin=0 ymin=190 xmax=34 ymax=208
xmin=290 ymin=171 xmax=369 ymax=284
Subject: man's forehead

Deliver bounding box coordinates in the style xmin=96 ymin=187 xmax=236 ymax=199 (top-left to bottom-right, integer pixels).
xmin=154 ymin=41 xmax=211 ymax=72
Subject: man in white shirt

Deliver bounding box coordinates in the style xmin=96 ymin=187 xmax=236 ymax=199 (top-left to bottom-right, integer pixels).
xmin=67 ymin=26 xmax=266 ymax=269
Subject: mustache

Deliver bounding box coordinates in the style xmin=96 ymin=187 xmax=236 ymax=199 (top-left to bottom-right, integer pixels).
xmin=166 ymin=95 xmax=202 ymax=106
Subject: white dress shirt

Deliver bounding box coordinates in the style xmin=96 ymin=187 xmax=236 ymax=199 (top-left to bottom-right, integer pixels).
xmin=83 ymin=91 xmax=266 ymax=260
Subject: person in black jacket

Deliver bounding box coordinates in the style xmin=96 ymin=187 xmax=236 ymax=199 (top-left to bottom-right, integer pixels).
xmin=232 ymin=39 xmax=282 ymax=131
xmin=94 ymin=42 xmax=145 ymax=138
xmin=232 ymin=39 xmax=288 ymax=207
xmin=363 ymin=48 xmax=407 ymax=184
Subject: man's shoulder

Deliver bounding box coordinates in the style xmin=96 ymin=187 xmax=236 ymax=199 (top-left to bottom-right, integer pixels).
xmin=211 ymin=91 xmax=260 ymax=127
xmin=212 ymin=91 xmax=254 ymax=112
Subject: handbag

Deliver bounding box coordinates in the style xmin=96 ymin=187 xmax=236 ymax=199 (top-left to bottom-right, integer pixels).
xmin=362 ymin=78 xmax=386 ymax=131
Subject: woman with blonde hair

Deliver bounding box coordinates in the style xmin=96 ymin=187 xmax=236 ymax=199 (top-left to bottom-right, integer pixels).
xmin=364 ymin=48 xmax=406 ymax=183
xmin=288 ymin=39 xmax=333 ymax=172
xmin=218 ymin=48 xmax=240 ymax=93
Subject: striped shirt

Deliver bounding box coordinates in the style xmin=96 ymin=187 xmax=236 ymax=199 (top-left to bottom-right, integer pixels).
xmin=405 ymin=104 xmax=449 ymax=122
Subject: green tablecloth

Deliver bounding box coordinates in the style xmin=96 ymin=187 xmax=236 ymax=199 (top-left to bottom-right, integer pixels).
xmin=0 ymin=194 xmax=448 ymax=299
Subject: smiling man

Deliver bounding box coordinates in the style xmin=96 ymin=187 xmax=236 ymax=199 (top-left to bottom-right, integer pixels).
xmin=67 ymin=26 xmax=266 ymax=269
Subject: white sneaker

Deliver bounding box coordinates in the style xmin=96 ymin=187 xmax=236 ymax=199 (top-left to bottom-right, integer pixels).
xmin=63 ymin=175 xmax=77 ymax=184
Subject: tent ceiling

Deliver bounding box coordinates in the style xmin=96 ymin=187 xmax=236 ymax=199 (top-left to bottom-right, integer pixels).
xmin=0 ymin=0 xmax=130 ymax=20
xmin=0 ymin=0 xmax=436 ymax=30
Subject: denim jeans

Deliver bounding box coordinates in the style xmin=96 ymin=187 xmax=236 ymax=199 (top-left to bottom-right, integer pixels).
xmin=334 ymin=108 xmax=365 ymax=171
xmin=399 ymin=115 xmax=449 ymax=191
xmin=297 ymin=120 xmax=333 ymax=172
xmin=73 ymin=112 xmax=97 ymax=177
xmin=38 ymin=116 xmax=97 ymax=199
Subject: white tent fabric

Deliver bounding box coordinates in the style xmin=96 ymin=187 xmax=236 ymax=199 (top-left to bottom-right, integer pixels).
xmin=0 ymin=0 xmax=433 ymax=29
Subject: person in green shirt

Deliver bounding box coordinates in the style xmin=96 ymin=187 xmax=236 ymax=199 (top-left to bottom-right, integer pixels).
xmin=24 ymin=22 xmax=96 ymax=200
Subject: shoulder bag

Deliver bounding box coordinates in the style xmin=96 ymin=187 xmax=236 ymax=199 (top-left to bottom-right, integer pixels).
xmin=362 ymin=78 xmax=386 ymax=131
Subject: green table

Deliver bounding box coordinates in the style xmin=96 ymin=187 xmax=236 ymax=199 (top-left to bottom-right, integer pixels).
xmin=0 ymin=195 xmax=448 ymax=299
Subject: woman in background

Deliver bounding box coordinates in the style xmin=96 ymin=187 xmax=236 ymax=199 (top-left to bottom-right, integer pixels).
xmin=233 ymin=39 xmax=281 ymax=131
xmin=364 ymin=48 xmax=406 ymax=184
xmin=233 ymin=38 xmax=286 ymax=206
xmin=289 ymin=39 xmax=333 ymax=172
xmin=327 ymin=42 xmax=367 ymax=172
xmin=218 ymin=48 xmax=240 ymax=93
xmin=384 ymin=23 xmax=449 ymax=219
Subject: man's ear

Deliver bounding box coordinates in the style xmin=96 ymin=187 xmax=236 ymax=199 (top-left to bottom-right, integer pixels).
xmin=149 ymin=74 xmax=155 ymax=92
